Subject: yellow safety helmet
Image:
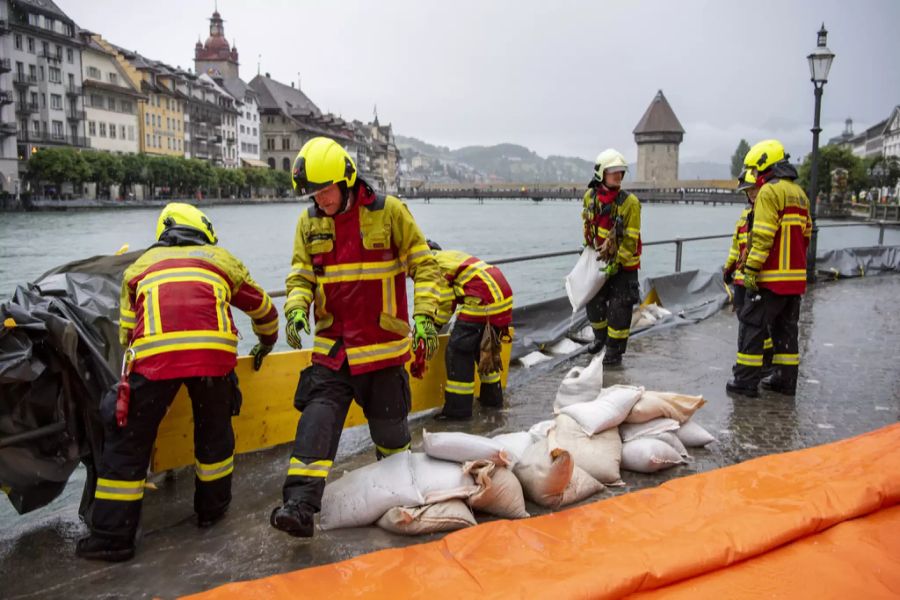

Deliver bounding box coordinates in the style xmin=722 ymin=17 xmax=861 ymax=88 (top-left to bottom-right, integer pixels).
xmin=743 ymin=139 xmax=786 ymax=173
xmin=155 ymin=202 xmax=217 ymax=244
xmin=291 ymin=137 xmax=357 ymax=196
xmin=737 ymin=168 xmax=757 ymax=191
xmin=594 ymin=148 xmax=628 ymax=180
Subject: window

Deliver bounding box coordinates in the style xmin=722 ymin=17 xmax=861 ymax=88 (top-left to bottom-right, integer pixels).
xmin=50 ymin=94 xmax=61 ymax=110
xmin=38 ymin=66 xmax=44 ymax=81
xmin=42 ymin=41 xmax=49 ymax=56
xmin=120 ymin=125 xmax=126 ymax=139
xmin=120 ymin=100 xmax=132 ymax=114
xmin=32 ymin=120 xmax=40 ymax=134
xmin=240 ymin=124 xmax=245 ymax=134
xmin=27 ymin=38 xmax=35 ymax=54
xmin=266 ymin=138 xmax=274 ymax=150
xmin=88 ymin=121 xmax=96 ymax=136
xmin=282 ymin=157 xmax=291 ymax=171
xmin=68 ymin=73 xmax=74 ymax=89
xmin=281 ymin=137 xmax=290 ymax=150
xmin=109 ymin=123 xmax=116 ymax=139
xmin=145 ymin=113 xmax=149 ymax=125
xmin=55 ymin=44 xmax=62 ymax=59
xmin=146 ymin=133 xmax=150 ymax=146
xmin=14 ymin=34 xmax=22 ymax=50
xmin=128 ymin=125 xmax=135 ymax=140
xmin=108 ymin=72 xmax=117 ymax=84
xmin=67 ymin=48 xmax=74 ymax=64
xmin=99 ymin=122 xmax=106 ymax=137
xmin=49 ymin=67 xmax=61 ymax=83
xmin=252 ymin=127 xmax=257 ymax=136
xmin=107 ymin=97 xmax=116 ymax=111
xmin=87 ymin=66 xmax=101 ymax=79
xmin=52 ymin=120 xmax=64 ymax=137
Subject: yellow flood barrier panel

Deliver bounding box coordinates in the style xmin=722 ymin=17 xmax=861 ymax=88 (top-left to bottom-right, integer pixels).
xmin=150 ymin=332 xmax=512 ymax=473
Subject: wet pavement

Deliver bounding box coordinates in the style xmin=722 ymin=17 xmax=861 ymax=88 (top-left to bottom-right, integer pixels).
xmin=2 ymin=275 xmax=899 ymax=599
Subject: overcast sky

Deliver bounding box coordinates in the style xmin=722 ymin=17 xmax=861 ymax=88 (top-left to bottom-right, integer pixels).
xmin=63 ymin=0 xmax=900 ymax=164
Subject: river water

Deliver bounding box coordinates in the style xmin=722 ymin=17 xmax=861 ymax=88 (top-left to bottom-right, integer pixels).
xmin=1 ymin=198 xmax=896 ymax=352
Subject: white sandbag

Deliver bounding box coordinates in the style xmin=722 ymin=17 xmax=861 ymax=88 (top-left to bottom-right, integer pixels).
xmin=621 ymin=438 xmax=686 ymax=473
xmin=565 ymin=247 xmax=608 ymax=312
xmin=422 ymin=430 xmax=510 ymax=466
xmin=676 ymin=420 xmax=716 ymax=447
xmin=558 ymin=384 xmax=644 ymax=435
xmin=491 ymin=431 xmax=536 ymax=464
xmin=528 ymin=419 xmax=555 ymax=438
xmin=655 ymin=431 xmax=690 ymax=458
xmin=553 ymin=354 xmax=605 ymax=412
xmin=376 ymin=500 xmax=476 ymax=536
xmin=409 ymin=453 xmax=479 ymax=504
xmin=547 ymin=337 xmax=583 ymax=356
xmin=513 ymin=438 xmax=574 ymax=508
xmin=619 ymin=418 xmax=681 ymax=442
xmin=320 ymin=452 xmax=423 ymax=530
xmin=571 ymin=324 xmax=594 ymax=344
xmin=464 ymin=460 xmax=529 ymax=519
xmin=552 ymin=414 xmax=622 ymax=484
xmin=519 ymin=350 xmax=552 ymax=368
xmin=558 ymin=465 xmax=604 ymax=507
xmin=631 ymin=307 xmax=657 ymax=330
xmin=626 ymin=390 xmax=706 ymax=424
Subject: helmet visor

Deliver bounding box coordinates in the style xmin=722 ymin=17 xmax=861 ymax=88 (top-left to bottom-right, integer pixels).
xmin=605 ymin=166 xmax=627 ymax=174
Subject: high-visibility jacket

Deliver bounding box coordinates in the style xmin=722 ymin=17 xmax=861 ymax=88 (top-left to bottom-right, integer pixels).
xmin=582 ymin=186 xmax=642 ymax=270
xmin=284 ymin=185 xmax=442 ymax=375
xmin=725 ymin=206 xmax=752 ymax=286
xmin=432 ymin=250 xmax=513 ymax=328
xmin=120 ymin=245 xmax=278 ymax=380
xmin=745 ymin=178 xmax=812 ymax=295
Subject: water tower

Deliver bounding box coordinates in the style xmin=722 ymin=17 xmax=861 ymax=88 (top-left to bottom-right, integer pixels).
xmin=633 ymin=90 xmax=685 ymax=184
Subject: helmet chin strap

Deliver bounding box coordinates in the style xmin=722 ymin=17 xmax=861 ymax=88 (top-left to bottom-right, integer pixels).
xmin=336 ymin=182 xmax=353 ymax=214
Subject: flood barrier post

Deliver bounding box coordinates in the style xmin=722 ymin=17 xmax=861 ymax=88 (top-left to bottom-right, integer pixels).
xmin=675 ymin=239 xmax=683 ymax=272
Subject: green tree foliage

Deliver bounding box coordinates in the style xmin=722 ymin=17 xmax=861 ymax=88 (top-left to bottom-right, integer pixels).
xmin=242 ymin=167 xmax=271 ymax=197
xmin=270 ymin=169 xmax=293 ymax=195
xmin=83 ymin=151 xmax=124 ymax=188
xmin=863 ymin=154 xmax=900 ymax=190
xmin=730 ymin=139 xmax=751 ymax=178
xmin=26 ymin=147 xmax=89 ymax=191
xmin=797 ymin=145 xmax=867 ymax=197
xmin=121 ymin=153 xmax=149 ymax=187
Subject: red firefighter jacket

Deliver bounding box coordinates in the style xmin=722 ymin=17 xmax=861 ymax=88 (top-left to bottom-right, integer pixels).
xmin=432 ymin=250 xmax=514 ymax=328
xmin=582 ymin=186 xmax=642 ymax=270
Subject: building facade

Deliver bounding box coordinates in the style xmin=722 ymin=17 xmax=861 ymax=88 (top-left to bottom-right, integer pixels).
xmin=80 ymin=34 xmax=141 ymax=154
xmin=633 ymin=90 xmax=684 ymax=184
xmin=881 ymin=106 xmax=900 ymax=160
xmin=1 ymin=0 xmax=88 ymax=191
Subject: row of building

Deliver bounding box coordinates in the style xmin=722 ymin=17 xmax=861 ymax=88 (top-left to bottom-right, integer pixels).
xmin=827 ymin=108 xmax=900 ymax=160
xmin=0 ymin=0 xmax=401 ymax=195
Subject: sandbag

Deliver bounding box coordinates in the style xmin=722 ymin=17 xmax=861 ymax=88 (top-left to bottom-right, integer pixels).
xmin=519 ymin=351 xmax=553 ymax=368
xmin=625 ymin=390 xmax=706 ymax=424
xmin=565 ymin=247 xmax=608 ymax=312
xmin=619 ymin=418 xmax=681 ymax=442
xmin=422 ymin=430 xmax=510 ymax=466
xmin=621 ymin=437 xmax=686 ymax=473
xmin=409 ymin=453 xmax=478 ymax=504
xmin=655 ymin=431 xmax=690 ymax=458
xmin=464 ymin=459 xmax=529 ymax=519
xmin=513 ymin=438 xmax=574 ymax=508
xmin=677 ymin=420 xmax=716 ymax=447
xmin=553 ymin=354 xmax=605 ymax=412
xmin=552 ymin=414 xmax=623 ymax=484
xmin=528 ymin=420 xmax=555 ymax=438
xmin=491 ymin=431 xmax=536 ymax=464
xmin=376 ymin=500 xmax=477 ymax=536
xmin=320 ymin=452 xmax=423 ymax=530
xmin=558 ymin=384 xmax=644 ymax=435
xmin=558 ymin=465 xmax=605 ymax=507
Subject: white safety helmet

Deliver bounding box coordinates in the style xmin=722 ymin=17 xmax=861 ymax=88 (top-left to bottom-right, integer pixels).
xmin=594 ymin=148 xmax=628 ymax=180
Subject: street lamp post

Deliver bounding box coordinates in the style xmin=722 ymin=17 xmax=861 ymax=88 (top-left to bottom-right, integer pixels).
xmin=806 ymin=24 xmax=835 ymax=283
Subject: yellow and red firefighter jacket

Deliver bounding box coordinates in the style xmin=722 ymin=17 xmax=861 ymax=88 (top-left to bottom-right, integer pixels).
xmin=725 ymin=206 xmax=753 ymax=286
xmin=119 ymin=245 xmax=279 ymax=380
xmin=284 ymin=185 xmax=442 ymax=375
xmin=432 ymin=250 xmax=514 ymax=328
xmin=744 ymin=178 xmax=812 ymax=295
xmin=582 ymin=186 xmax=642 ymax=270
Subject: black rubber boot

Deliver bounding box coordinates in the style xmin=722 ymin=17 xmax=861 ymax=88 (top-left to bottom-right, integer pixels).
xmin=197 ymin=505 xmax=228 ymax=528
xmin=75 ymin=535 xmax=135 ymax=562
xmin=760 ymin=374 xmax=796 ymax=396
xmin=725 ymin=378 xmax=759 ymax=398
xmin=270 ymin=501 xmax=315 ymax=538
xmin=602 ymin=352 xmax=623 ymax=367
xmin=587 ymin=339 xmax=605 ymax=355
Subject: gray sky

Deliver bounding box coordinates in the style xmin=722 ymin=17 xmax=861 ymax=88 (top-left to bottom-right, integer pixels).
xmin=64 ymin=0 xmax=900 ymax=164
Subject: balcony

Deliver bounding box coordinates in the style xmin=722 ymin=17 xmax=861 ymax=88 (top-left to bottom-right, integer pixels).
xmin=0 ymin=122 xmax=16 ymax=136
xmin=16 ymin=129 xmax=91 ymax=147
xmin=0 ymin=59 xmax=10 ymax=73
xmin=16 ymin=102 xmax=38 ymax=115
xmin=66 ymin=109 xmax=86 ymax=120
xmin=0 ymin=91 xmax=13 ymax=105
xmin=0 ymin=19 xmax=9 ymax=34
xmin=39 ymin=50 xmax=62 ymax=63
xmin=13 ymin=73 xmax=38 ymax=87
xmin=225 ymin=135 xmax=236 ymax=145
xmin=65 ymin=85 xmax=82 ymax=96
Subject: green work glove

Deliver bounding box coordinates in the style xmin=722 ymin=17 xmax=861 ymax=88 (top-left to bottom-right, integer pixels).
xmin=743 ymin=268 xmax=759 ymax=294
xmin=604 ymin=262 xmax=620 ymax=277
xmin=250 ymin=342 xmax=274 ymax=371
xmin=413 ymin=314 xmax=438 ymax=360
xmin=285 ymin=309 xmax=310 ymax=350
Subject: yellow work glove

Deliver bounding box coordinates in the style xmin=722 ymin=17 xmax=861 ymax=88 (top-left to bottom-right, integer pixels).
xmin=285 ymin=309 xmax=310 ymax=350
xmin=743 ymin=268 xmax=759 ymax=294
xmin=413 ymin=315 xmax=438 ymax=360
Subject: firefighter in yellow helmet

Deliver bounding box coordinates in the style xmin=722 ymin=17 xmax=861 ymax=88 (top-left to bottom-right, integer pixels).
xmin=270 ymin=137 xmax=442 ymax=538
xmin=77 ymin=203 xmax=278 ymax=562
xmin=726 ymin=140 xmax=811 ymax=398
xmin=582 ymin=148 xmax=643 ymax=366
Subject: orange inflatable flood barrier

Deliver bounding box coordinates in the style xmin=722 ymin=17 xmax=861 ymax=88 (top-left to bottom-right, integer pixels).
xmin=185 ymin=424 xmax=900 ymax=600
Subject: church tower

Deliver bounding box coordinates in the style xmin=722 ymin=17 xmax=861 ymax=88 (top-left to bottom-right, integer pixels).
xmin=633 ymin=90 xmax=685 ymax=184
xmin=194 ymin=10 xmax=240 ymax=80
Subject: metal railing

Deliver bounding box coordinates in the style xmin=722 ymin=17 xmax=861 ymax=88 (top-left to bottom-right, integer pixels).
xmin=267 ymin=222 xmax=897 ymax=298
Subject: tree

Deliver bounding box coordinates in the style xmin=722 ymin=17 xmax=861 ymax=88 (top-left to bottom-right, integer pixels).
xmin=863 ymin=154 xmax=900 ymax=191
xmin=270 ymin=169 xmax=293 ymax=196
xmin=121 ymin=153 xmax=149 ymax=189
xmin=730 ymin=139 xmax=751 ymax=178
xmin=25 ymin=147 xmax=88 ymax=198
xmin=797 ymin=145 xmax=866 ymax=197
xmin=83 ymin=151 xmax=124 ymax=198
xmin=243 ymin=167 xmax=270 ymax=197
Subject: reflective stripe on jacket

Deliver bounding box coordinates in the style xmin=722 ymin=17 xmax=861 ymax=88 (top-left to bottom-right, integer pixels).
xmin=725 ymin=206 xmax=752 ymax=286
xmin=432 ymin=250 xmax=513 ymax=327
xmin=582 ymin=187 xmax=642 ymax=270
xmin=284 ymin=184 xmax=442 ymax=375
xmin=745 ymin=179 xmax=812 ymax=295
xmin=120 ymin=245 xmax=278 ymax=379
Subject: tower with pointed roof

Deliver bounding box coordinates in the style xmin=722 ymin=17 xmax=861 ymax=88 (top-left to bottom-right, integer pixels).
xmin=194 ymin=10 xmax=239 ymax=80
xmin=633 ymin=90 xmax=684 ymax=184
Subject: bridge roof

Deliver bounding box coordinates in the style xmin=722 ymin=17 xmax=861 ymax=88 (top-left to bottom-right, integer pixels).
xmin=633 ymin=90 xmax=685 ymax=135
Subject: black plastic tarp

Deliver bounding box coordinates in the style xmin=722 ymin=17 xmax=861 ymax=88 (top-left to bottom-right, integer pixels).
xmin=815 ymin=246 xmax=900 ymax=278
xmin=0 ymin=252 xmax=138 ymax=515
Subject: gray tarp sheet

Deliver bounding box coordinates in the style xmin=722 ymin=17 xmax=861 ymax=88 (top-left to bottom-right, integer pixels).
xmin=0 ymin=252 xmax=138 ymax=514
xmin=815 ymin=245 xmax=900 ymax=278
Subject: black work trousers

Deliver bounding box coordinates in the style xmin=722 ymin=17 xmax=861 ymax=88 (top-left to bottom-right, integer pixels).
xmin=441 ymin=320 xmax=504 ymax=419
xmin=732 ymin=288 xmax=802 ymax=388
xmin=283 ymin=361 xmax=411 ymax=511
xmin=89 ymin=372 xmax=239 ymax=541
xmin=732 ymin=285 xmax=774 ymax=372
xmin=586 ymin=269 xmax=640 ymax=359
